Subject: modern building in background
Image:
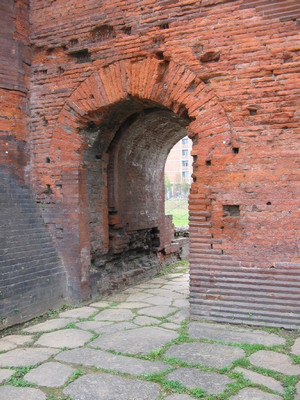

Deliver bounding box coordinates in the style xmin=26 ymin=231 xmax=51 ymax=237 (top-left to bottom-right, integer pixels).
xmin=164 ymin=137 xmax=193 ymax=199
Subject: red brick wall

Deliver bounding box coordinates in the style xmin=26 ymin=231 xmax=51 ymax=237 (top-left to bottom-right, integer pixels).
xmin=0 ymin=0 xmax=31 ymax=180
xmin=0 ymin=1 xmax=68 ymax=329
xmin=25 ymin=0 xmax=300 ymax=327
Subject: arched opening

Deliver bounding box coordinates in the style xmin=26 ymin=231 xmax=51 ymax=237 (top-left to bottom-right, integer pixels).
xmin=46 ymin=58 xmax=233 ymax=304
xmin=81 ymin=100 xmax=191 ymax=294
xmin=164 ymin=135 xmax=193 ymax=223
xmin=164 ymin=136 xmax=193 ymax=261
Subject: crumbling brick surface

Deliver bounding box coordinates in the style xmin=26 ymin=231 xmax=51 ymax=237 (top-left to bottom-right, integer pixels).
xmin=0 ymin=168 xmax=66 ymax=329
xmin=1 ymin=0 xmax=300 ymax=328
xmin=0 ymin=1 xmax=31 ymax=180
xmin=0 ymin=1 xmax=66 ymax=328
xmin=29 ymin=0 xmax=300 ymax=328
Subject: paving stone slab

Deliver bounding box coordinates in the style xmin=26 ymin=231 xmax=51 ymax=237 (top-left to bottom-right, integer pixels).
xmin=142 ymin=296 xmax=173 ymax=306
xmin=292 ymin=338 xmax=300 ymax=355
xmin=166 ymin=273 xmax=187 ymax=279
xmin=161 ymin=322 xmax=179 ymax=330
xmin=94 ymin=308 xmax=134 ymax=321
xmin=167 ymin=308 xmax=189 ymax=324
xmin=1 ymin=334 xmax=33 ymax=346
xmin=295 ymin=381 xmax=300 ymax=400
xmin=134 ymin=316 xmax=161 ymax=326
xmin=89 ymin=326 xmax=178 ymax=354
xmin=104 ymin=293 xmax=128 ymax=302
xmin=112 ymin=302 xmax=150 ymax=309
xmin=122 ymin=287 xmax=145 ymax=294
xmin=173 ymin=289 xmax=189 ymax=296
xmin=0 ymin=341 xmax=16 ymax=352
xmin=0 ymin=347 xmax=58 ymax=367
xmin=24 ymin=318 xmax=76 ymax=333
xmin=91 ymin=321 xmax=136 ymax=335
xmin=166 ymin=281 xmax=189 ymax=286
xmin=35 ymin=329 xmax=93 ymax=348
xmin=168 ymin=276 xmax=189 ymax=281
xmin=146 ymin=288 xmax=184 ymax=299
xmin=132 ymin=283 xmax=161 ymax=289
xmin=189 ymin=322 xmax=285 ymax=346
xmin=161 ymin=279 xmax=188 ymax=292
xmin=63 ymin=373 xmax=160 ymax=400
xmin=173 ymin=299 xmax=190 ymax=308
xmin=56 ymin=347 xmax=170 ymax=375
xmin=249 ymin=350 xmax=300 ymax=376
xmin=24 ymin=362 xmax=75 ymax=387
xmin=59 ymin=306 xmax=97 ymax=319
xmin=126 ymin=293 xmax=155 ymax=302
xmin=0 ymin=386 xmax=46 ymax=400
xmin=164 ymin=395 xmax=195 ymax=400
xmin=75 ymin=321 xmax=112 ymax=333
xmin=162 ymin=284 xmax=188 ymax=290
xmin=0 ymin=334 xmax=33 ymax=351
xmin=230 ymin=387 xmax=282 ymax=399
xmin=165 ymin=342 xmax=245 ymax=368
xmin=0 ymin=369 xmax=14 ymax=383
xmin=137 ymin=305 xmax=177 ymax=318
xmin=148 ymin=278 xmax=167 ymax=284
xmin=167 ymin=367 xmax=233 ymax=395
xmin=89 ymin=301 xmax=111 ymax=308
xmin=234 ymin=367 xmax=284 ymax=393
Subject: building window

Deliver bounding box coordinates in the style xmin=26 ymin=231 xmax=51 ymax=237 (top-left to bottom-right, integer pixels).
xmin=182 ymin=149 xmax=188 ymax=156
xmin=182 ymin=171 xmax=189 ymax=178
xmin=182 ymin=160 xmax=189 ymax=167
xmin=182 ymin=138 xmax=188 ymax=146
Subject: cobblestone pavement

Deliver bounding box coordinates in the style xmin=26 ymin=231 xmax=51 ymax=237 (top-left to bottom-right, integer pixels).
xmin=0 ymin=263 xmax=300 ymax=400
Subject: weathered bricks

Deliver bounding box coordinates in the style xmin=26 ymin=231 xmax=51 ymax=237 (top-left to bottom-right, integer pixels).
xmin=0 ymin=0 xmax=299 ymax=328
xmin=0 ymin=169 xmax=66 ymax=329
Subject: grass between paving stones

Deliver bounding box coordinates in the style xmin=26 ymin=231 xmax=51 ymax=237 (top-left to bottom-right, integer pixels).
xmin=0 ymin=260 xmax=186 ymax=339
xmin=1 ymin=260 xmax=299 ymax=400
xmin=203 ymin=339 xmax=289 ymax=357
xmin=246 ymin=366 xmax=298 ymax=400
xmin=75 ymin=314 xmax=297 ymax=400
xmin=5 ymin=365 xmax=39 ymax=388
xmin=157 ymin=259 xmax=189 ymax=277
xmin=259 ymin=325 xmax=300 ymax=340
xmin=144 ymin=367 xmax=248 ymax=400
xmin=143 ymin=370 xmax=187 ymax=396
xmin=48 ymin=395 xmax=72 ymax=400
xmin=84 ymin=332 xmax=99 ymax=345
xmin=64 ymin=369 xmax=85 ymax=386
xmin=292 ymin=355 xmax=300 ymax=364
xmin=227 ymin=357 xmax=299 ymax=400
xmin=141 ymin=318 xmax=299 ymax=400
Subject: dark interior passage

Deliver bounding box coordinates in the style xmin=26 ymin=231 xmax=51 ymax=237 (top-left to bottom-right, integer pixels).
xmin=83 ymin=102 xmax=190 ymax=294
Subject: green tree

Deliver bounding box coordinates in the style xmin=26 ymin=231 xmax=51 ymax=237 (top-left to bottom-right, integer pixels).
xmin=182 ymin=178 xmax=190 ymax=197
xmin=164 ymin=174 xmax=172 ymax=199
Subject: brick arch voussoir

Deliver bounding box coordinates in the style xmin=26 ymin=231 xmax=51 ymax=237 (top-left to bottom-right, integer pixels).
xmin=50 ymin=57 xmax=233 ymax=169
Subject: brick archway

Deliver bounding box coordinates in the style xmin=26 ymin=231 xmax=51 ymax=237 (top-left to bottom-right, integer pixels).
xmin=44 ymin=57 xmax=234 ymax=302
xmin=50 ymin=58 xmax=233 ymax=167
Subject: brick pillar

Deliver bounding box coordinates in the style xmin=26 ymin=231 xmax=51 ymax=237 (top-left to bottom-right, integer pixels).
xmin=59 ymin=167 xmax=91 ymax=301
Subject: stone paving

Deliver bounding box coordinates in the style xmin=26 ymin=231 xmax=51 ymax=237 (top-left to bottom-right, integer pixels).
xmin=0 ymin=263 xmax=300 ymax=399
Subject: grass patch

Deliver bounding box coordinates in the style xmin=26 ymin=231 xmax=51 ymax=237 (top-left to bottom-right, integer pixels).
xmin=292 ymin=355 xmax=300 ymax=364
xmin=163 ymin=379 xmax=186 ymax=393
xmin=64 ymin=322 xmax=77 ymax=329
xmin=84 ymin=333 xmax=99 ymax=345
xmin=157 ymin=259 xmax=189 ymax=277
xmin=165 ymin=199 xmax=189 ymax=227
xmin=6 ymin=365 xmax=38 ymax=387
xmin=48 ymin=395 xmax=72 ymax=400
xmin=64 ymin=369 xmax=85 ymax=386
xmin=282 ymin=375 xmax=298 ymax=400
